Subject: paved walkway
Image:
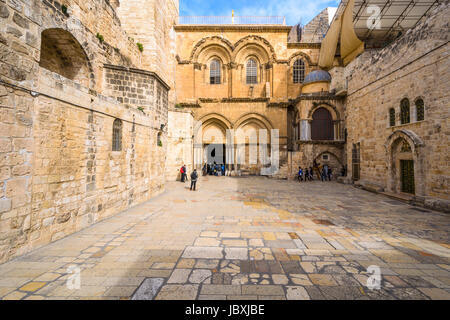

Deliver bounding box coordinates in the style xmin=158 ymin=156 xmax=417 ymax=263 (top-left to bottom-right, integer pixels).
xmin=1 ymin=177 xmax=449 ymax=300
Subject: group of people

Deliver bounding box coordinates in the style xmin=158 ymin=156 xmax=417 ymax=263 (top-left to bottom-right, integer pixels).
xmin=179 ymin=164 xmax=198 ymax=191
xmin=202 ymin=162 xmax=225 ymax=176
xmin=297 ymin=160 xmax=333 ymax=182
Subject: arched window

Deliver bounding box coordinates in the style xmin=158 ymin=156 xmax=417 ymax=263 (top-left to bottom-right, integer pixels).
xmin=311 ymin=107 xmax=334 ymax=140
xmin=210 ymin=59 xmax=221 ymax=84
xmin=293 ymin=59 xmax=305 ymax=83
xmin=416 ymin=98 xmax=424 ymax=121
xmin=112 ymin=119 xmax=122 ymax=151
xmin=389 ymin=108 xmax=396 ymax=127
xmin=400 ymin=98 xmax=410 ymax=124
xmin=246 ymin=58 xmax=257 ymax=84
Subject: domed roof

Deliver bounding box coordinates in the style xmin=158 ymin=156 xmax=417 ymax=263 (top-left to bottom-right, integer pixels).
xmin=303 ymin=70 xmax=331 ymax=84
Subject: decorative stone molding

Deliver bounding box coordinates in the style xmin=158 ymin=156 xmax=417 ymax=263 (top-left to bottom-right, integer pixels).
xmin=287 ymin=43 xmax=322 ymax=49
xmin=174 ymin=25 xmax=292 ymax=33
xmin=288 ymin=51 xmax=314 ymax=66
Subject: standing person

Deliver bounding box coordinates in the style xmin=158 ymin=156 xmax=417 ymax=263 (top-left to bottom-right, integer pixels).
xmin=328 ymin=167 xmax=333 ymax=181
xmin=202 ymin=163 xmax=207 ymax=176
xmin=323 ymin=164 xmax=329 ymax=181
xmin=314 ymin=161 xmax=321 ymax=180
xmin=297 ymin=167 xmax=303 ymax=182
xmin=309 ymin=166 xmax=314 ymax=181
xmin=180 ymin=165 xmax=185 ymax=182
xmin=190 ymin=169 xmax=198 ymax=191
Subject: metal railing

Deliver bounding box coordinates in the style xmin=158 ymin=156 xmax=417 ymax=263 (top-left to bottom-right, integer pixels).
xmin=178 ymin=16 xmax=286 ymax=25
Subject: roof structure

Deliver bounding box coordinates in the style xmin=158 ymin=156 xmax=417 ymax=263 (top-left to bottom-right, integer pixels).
xmin=319 ymin=0 xmax=441 ymax=69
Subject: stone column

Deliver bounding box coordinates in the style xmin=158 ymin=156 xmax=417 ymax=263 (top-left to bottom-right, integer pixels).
xmin=300 ymin=119 xmax=311 ymax=141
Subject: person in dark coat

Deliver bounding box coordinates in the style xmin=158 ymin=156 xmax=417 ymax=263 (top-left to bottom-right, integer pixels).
xmin=190 ymin=169 xmax=198 ymax=191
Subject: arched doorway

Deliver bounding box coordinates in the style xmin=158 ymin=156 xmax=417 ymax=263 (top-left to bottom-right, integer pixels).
xmin=386 ymin=130 xmax=425 ymax=196
xmin=311 ymin=107 xmax=333 ymax=140
xmin=392 ymin=138 xmax=415 ymax=194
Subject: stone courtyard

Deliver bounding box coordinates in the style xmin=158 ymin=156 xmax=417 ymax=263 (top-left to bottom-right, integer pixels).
xmin=0 ymin=176 xmax=449 ymax=300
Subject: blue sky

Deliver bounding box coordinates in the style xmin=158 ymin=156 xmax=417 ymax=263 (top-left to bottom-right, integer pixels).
xmin=179 ymin=0 xmax=340 ymax=26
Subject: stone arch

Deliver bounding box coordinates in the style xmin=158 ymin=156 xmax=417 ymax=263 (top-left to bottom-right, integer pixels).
xmin=39 ymin=28 xmax=94 ymax=88
xmin=233 ymin=35 xmax=276 ymax=61
xmin=314 ymin=150 xmax=343 ymax=165
xmin=307 ymin=102 xmax=340 ymax=121
xmin=385 ymin=130 xmax=425 ymax=196
xmin=195 ymin=113 xmax=232 ymax=144
xmin=233 ymin=36 xmax=275 ymax=65
xmin=234 ymin=113 xmax=274 ymax=132
xmin=39 ymin=13 xmax=98 ymax=88
xmin=190 ymin=36 xmax=234 ymax=62
xmin=288 ymin=51 xmax=313 ymax=66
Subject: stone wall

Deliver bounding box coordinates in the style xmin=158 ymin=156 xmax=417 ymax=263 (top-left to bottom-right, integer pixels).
xmin=116 ymin=0 xmax=178 ymax=107
xmin=344 ymin=2 xmax=450 ymax=211
xmin=103 ymin=64 xmax=169 ymax=127
xmin=0 ymin=0 xmax=171 ymax=263
xmin=166 ymin=110 xmax=194 ymax=180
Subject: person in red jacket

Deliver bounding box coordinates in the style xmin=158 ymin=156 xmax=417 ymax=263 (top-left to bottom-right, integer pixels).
xmin=180 ymin=165 xmax=186 ymax=182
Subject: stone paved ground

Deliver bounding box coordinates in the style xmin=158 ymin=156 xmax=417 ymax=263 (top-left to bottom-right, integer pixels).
xmin=1 ymin=177 xmax=449 ymax=300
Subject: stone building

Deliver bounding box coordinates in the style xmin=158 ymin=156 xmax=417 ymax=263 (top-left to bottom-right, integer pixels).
xmin=171 ymin=14 xmax=346 ymax=178
xmin=0 ymin=0 xmax=177 ymax=264
xmin=0 ymin=0 xmax=448 ymax=265
xmin=317 ymin=0 xmax=449 ymax=212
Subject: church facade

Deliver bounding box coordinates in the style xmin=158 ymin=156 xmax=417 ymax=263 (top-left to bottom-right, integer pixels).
xmin=0 ymin=0 xmax=448 ymax=264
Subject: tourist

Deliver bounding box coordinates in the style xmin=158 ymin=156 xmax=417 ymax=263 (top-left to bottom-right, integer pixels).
xmin=297 ymin=166 xmax=303 ymax=181
xmin=202 ymin=163 xmax=207 ymax=176
xmin=314 ymin=161 xmax=321 ymax=180
xmin=308 ymin=166 xmax=314 ymax=181
xmin=180 ymin=165 xmax=186 ymax=182
xmin=341 ymin=165 xmax=346 ymax=177
xmin=190 ymin=169 xmax=198 ymax=191
xmin=323 ymin=164 xmax=329 ymax=181
xmin=221 ymin=164 xmax=225 ymax=176
xmin=328 ymin=167 xmax=333 ymax=181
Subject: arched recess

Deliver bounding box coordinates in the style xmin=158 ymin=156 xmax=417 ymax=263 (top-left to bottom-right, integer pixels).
xmin=39 ymin=28 xmax=94 ymax=87
xmin=233 ymin=35 xmax=276 ymax=62
xmin=194 ymin=44 xmax=232 ymax=65
xmin=234 ymin=113 xmax=274 ymax=133
xmin=195 ymin=113 xmax=232 ymax=145
xmin=234 ymin=114 xmax=273 ymax=171
xmin=190 ymin=36 xmax=234 ymax=62
xmin=311 ymin=108 xmax=334 ymax=140
xmin=233 ymin=42 xmax=271 ymax=66
xmin=288 ymin=51 xmax=313 ymax=66
xmin=385 ymin=130 xmax=425 ymax=196
xmin=196 ymin=114 xmax=232 ymax=167
xmin=307 ymin=102 xmax=340 ymax=121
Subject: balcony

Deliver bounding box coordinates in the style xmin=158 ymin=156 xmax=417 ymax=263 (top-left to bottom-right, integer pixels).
xmin=178 ymin=16 xmax=286 ymax=25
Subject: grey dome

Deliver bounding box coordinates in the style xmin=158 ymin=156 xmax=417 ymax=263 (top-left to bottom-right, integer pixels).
xmin=303 ymin=70 xmax=331 ymax=84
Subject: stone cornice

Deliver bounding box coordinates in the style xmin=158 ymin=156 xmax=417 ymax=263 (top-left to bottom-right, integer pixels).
xmin=290 ymin=93 xmax=345 ymax=103
xmin=297 ymin=140 xmax=345 ymax=145
xmin=199 ymin=97 xmax=270 ymax=103
xmin=287 ymin=42 xmax=322 ymax=49
xmin=174 ymin=25 xmax=292 ymax=32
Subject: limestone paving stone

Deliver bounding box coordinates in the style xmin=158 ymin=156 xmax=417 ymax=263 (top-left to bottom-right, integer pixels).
xmin=1 ymin=177 xmax=449 ymax=300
